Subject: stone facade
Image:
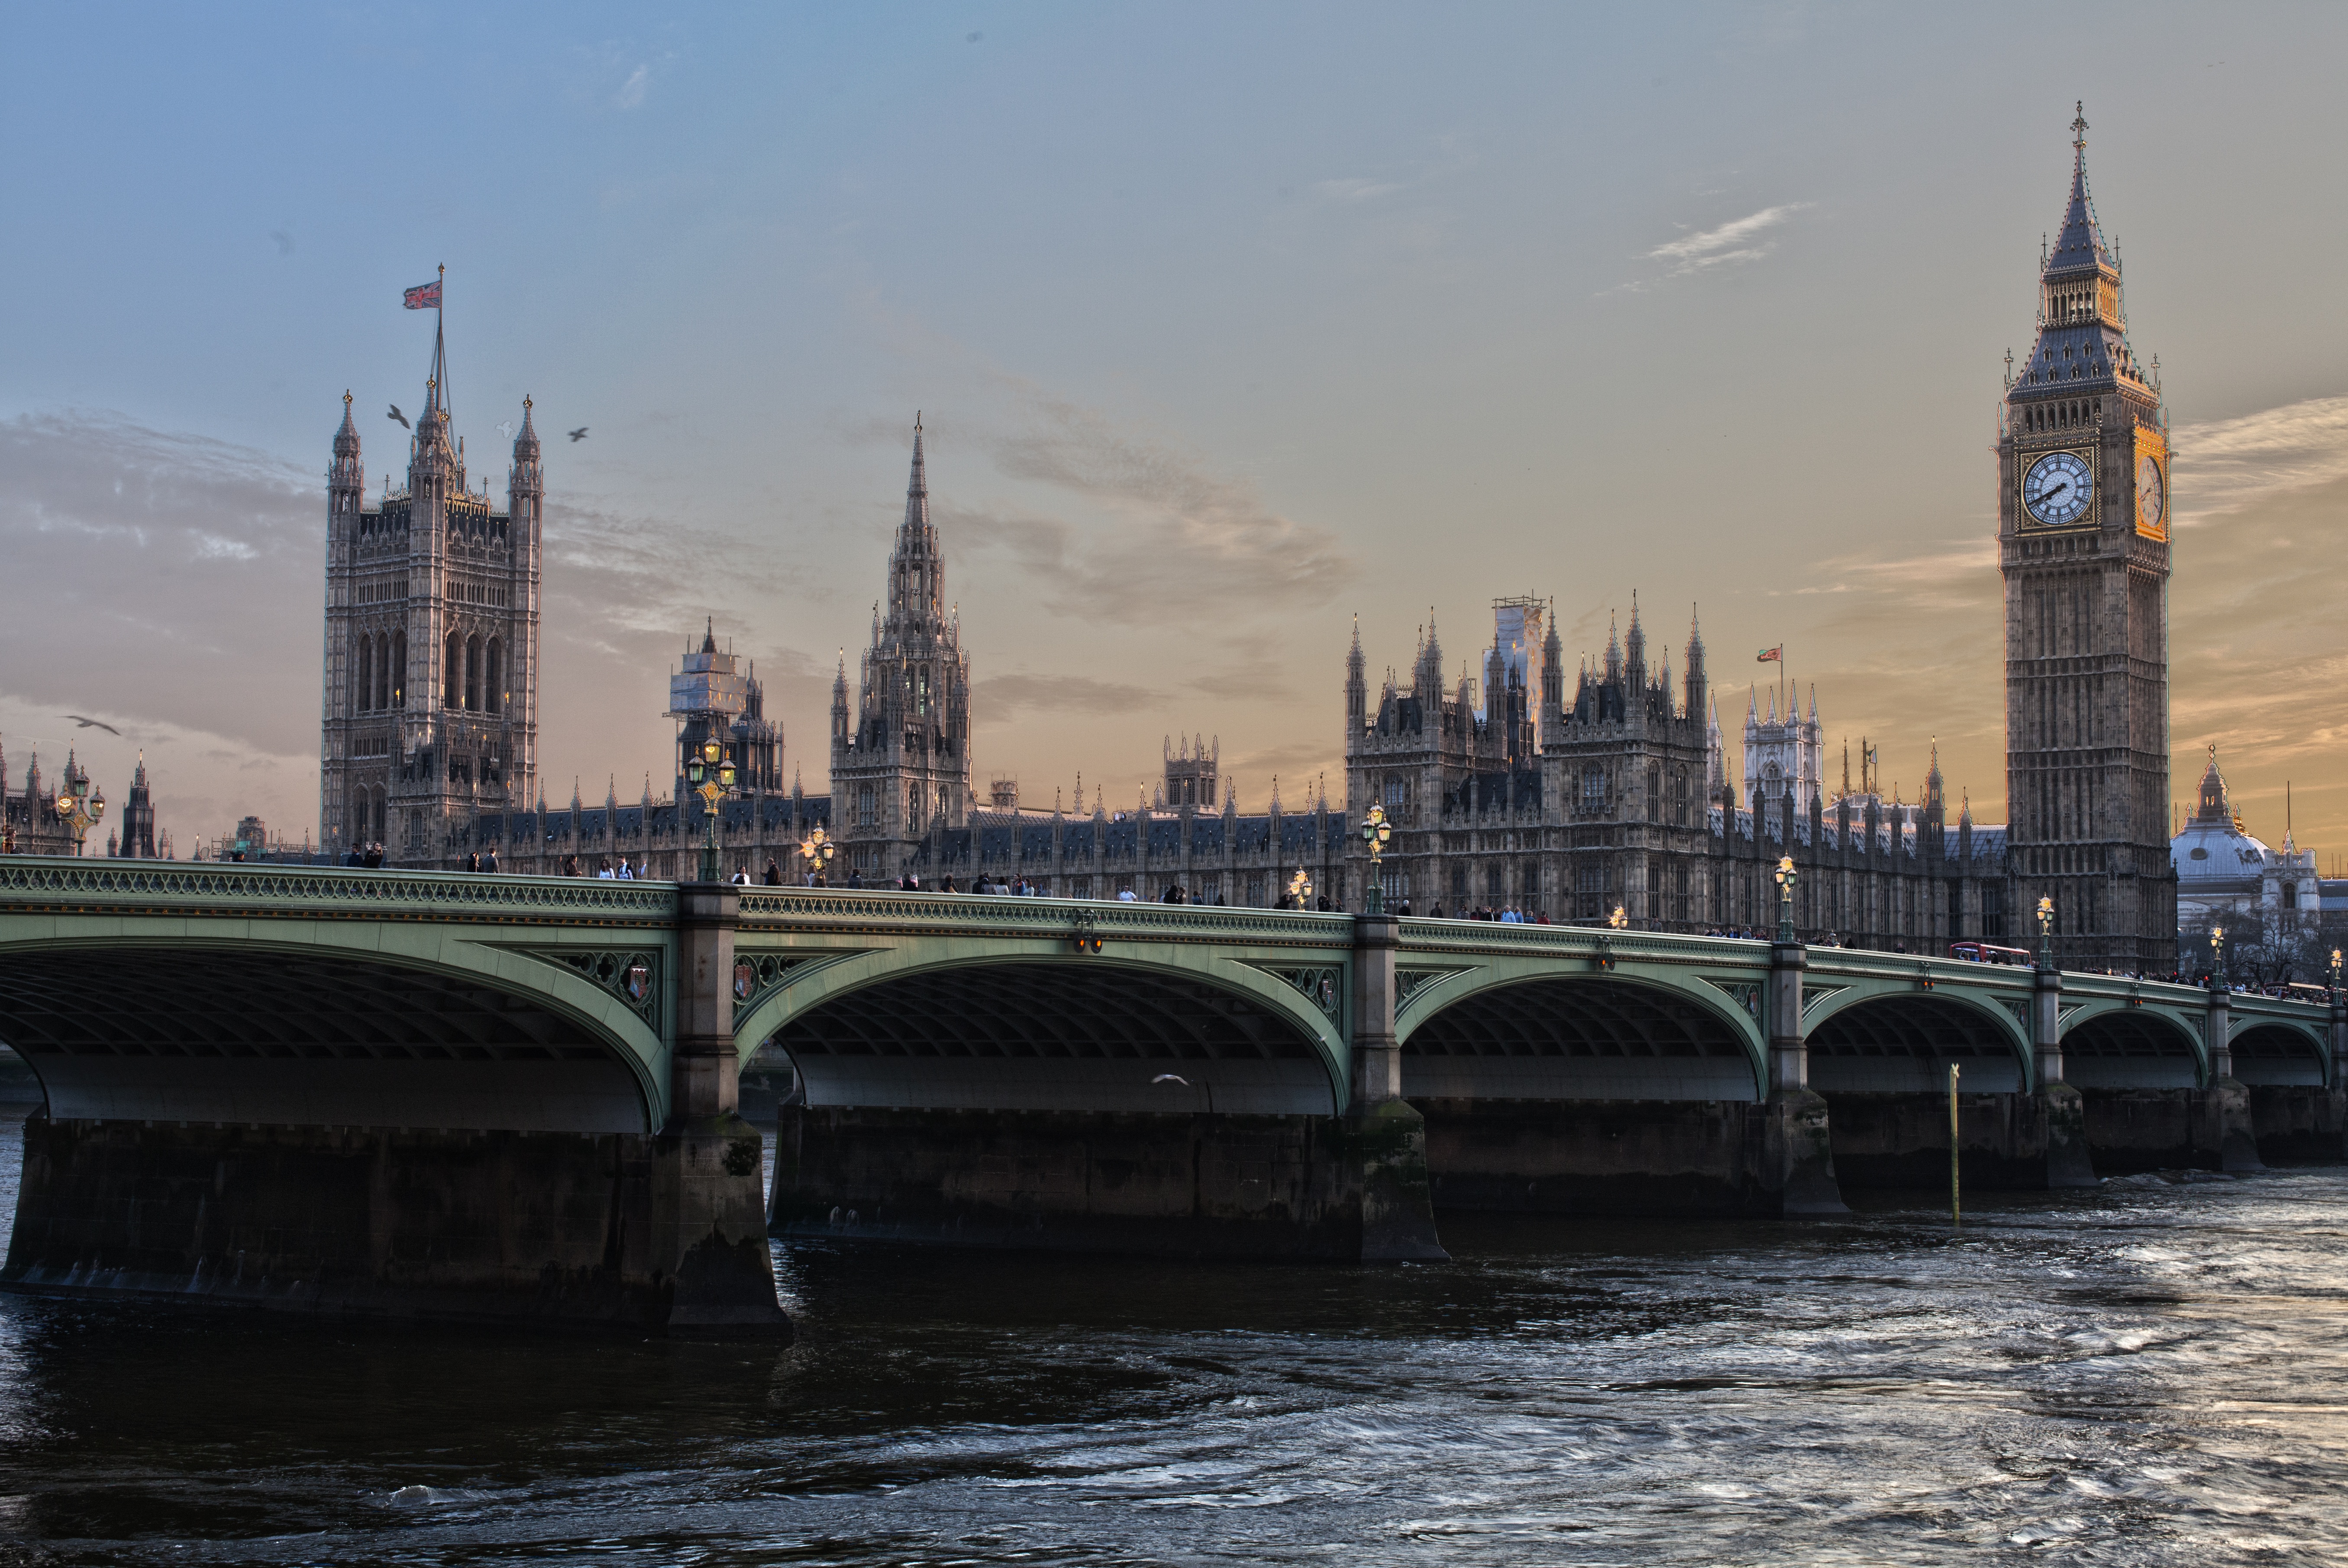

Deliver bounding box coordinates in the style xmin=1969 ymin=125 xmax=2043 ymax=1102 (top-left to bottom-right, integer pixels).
xmin=318 ymin=317 xmax=543 ymax=868
xmin=1998 ymin=107 xmax=2178 ymax=971
xmin=0 ymin=746 xmax=82 ymax=857
xmin=829 ymin=422 xmax=974 ymax=883
xmin=1338 ymin=600 xmax=2012 ymax=944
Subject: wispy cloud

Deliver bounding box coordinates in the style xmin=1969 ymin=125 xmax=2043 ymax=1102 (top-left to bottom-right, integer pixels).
xmin=1647 ymin=203 xmax=1812 ymax=275
xmin=1312 ymin=177 xmax=1403 ymax=205
xmin=972 ymin=674 xmax=1154 ymax=720
xmin=615 ymin=63 xmax=648 ymax=110
xmin=2171 ymin=394 xmax=2348 ymax=527
xmin=948 ymin=393 xmax=1356 ymax=624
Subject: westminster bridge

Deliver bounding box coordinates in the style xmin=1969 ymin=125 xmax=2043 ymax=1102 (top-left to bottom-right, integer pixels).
xmin=0 ymin=857 xmax=2340 ymax=1332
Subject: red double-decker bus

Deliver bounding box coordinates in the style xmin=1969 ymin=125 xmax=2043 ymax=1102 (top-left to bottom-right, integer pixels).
xmin=1949 ymin=941 xmax=2033 ymax=966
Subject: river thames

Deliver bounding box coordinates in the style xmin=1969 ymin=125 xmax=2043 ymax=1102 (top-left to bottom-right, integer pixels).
xmin=1 ymin=1122 xmax=2343 ymax=1566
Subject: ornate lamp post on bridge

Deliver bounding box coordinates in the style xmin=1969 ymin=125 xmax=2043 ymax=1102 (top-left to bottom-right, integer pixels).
xmin=2209 ymin=923 xmax=2227 ymax=991
xmin=1360 ymin=804 xmax=1392 ymax=915
xmin=684 ymin=737 xmax=736 ymax=883
xmin=2330 ymin=947 xmax=2343 ymax=1001
xmin=1772 ymin=855 xmax=1798 ymax=944
xmin=1288 ymin=868 xmax=1313 ymax=910
xmin=52 ymin=772 xmax=106 ymax=857
xmin=799 ymin=824 xmax=836 ymax=887
xmin=2035 ymin=896 xmax=2056 ymax=971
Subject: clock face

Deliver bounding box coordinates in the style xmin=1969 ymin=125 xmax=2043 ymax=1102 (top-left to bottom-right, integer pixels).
xmin=2023 ymin=450 xmax=2093 ymax=526
xmin=2136 ymin=454 xmax=2165 ymax=529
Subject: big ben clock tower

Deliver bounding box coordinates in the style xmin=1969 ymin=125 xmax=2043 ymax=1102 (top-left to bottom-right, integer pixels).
xmin=1999 ymin=104 xmax=2176 ymax=971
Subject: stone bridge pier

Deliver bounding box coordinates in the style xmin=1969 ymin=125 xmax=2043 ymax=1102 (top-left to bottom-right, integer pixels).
xmin=0 ymin=865 xmax=786 ymax=1335
xmin=757 ymin=901 xmax=1447 ymax=1261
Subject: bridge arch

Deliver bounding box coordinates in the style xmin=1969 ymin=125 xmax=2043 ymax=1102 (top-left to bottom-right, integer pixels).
xmin=2230 ymin=1019 xmax=2331 ymax=1087
xmin=735 ymin=949 xmax=1347 ymax=1116
xmin=1805 ymin=986 xmax=2031 ymax=1093
xmin=1396 ymin=971 xmax=1765 ymax=1101
xmin=0 ymin=933 xmax=664 ymax=1132
xmin=2059 ymin=1003 xmax=2205 ymax=1090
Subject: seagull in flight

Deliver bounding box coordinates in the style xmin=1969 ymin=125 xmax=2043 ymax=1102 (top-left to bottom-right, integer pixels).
xmin=62 ymin=715 xmax=121 ymax=736
xmin=388 ymin=404 xmax=410 ymax=429
xmin=567 ymin=426 xmax=588 ymax=442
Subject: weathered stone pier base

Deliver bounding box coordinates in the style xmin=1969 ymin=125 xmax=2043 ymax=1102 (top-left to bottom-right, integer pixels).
xmin=1822 ymin=1085 xmax=2098 ymax=1191
xmin=769 ymin=1103 xmax=1447 ymax=1260
xmin=2076 ymin=1082 xmax=2265 ymax=1174
xmin=2 ymin=1112 xmax=786 ymax=1334
xmin=1414 ymin=1092 xmax=1845 ymax=1216
xmin=2246 ymin=1084 xmax=2348 ymax=1165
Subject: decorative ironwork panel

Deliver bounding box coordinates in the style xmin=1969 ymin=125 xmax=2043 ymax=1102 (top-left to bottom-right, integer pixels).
xmin=1700 ymin=978 xmax=1763 ymax=1026
xmin=1243 ymin=962 xmax=1342 ymax=1023
xmin=1395 ymin=966 xmax=1473 ymax=1016
xmin=520 ymin=948 xmax=662 ymax=1028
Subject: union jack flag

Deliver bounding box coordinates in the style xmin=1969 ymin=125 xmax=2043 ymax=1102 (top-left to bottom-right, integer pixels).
xmin=1756 ymin=645 xmax=1782 ymax=663
xmin=402 ymin=281 xmax=442 ymax=310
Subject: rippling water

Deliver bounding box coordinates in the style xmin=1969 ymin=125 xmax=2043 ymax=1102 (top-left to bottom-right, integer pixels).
xmin=3 ymin=1120 xmax=2345 ymax=1565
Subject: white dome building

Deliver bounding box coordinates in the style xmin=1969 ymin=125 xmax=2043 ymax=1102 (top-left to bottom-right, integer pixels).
xmin=2172 ymin=748 xmax=2318 ymax=936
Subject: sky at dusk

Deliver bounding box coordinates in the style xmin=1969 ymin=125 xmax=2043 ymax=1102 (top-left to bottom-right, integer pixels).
xmin=2 ymin=3 xmax=2344 ymax=864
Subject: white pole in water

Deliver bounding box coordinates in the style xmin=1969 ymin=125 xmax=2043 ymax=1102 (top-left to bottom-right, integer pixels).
xmin=1949 ymin=1062 xmax=1961 ymax=1228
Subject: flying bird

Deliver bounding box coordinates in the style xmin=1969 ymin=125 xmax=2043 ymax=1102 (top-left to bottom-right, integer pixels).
xmin=269 ymin=229 xmax=295 ymax=257
xmin=1151 ymin=1074 xmax=1190 ymax=1087
xmin=388 ymin=404 xmax=410 ymax=429
xmin=62 ymin=715 xmax=121 ymax=736
xmin=496 ymin=420 xmax=514 ymax=441
xmin=567 ymin=427 xmax=588 ymax=442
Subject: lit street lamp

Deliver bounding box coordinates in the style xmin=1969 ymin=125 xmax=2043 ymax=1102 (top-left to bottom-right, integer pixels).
xmin=1772 ymin=855 xmax=1798 ymax=943
xmin=2209 ymin=923 xmax=2226 ymax=990
xmin=1608 ymin=905 xmax=1628 ymax=930
xmin=684 ymin=737 xmax=736 ymax=883
xmin=52 ymin=772 xmax=106 ymax=857
xmin=2035 ymin=895 xmax=2056 ymax=970
xmin=799 ymin=824 xmax=836 ymax=887
xmin=1288 ymin=868 xmax=1313 ymax=910
xmin=1361 ymin=804 xmax=1393 ymax=915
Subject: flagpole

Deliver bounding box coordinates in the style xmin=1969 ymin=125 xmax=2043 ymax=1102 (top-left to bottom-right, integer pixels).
xmin=437 ymin=263 xmax=447 ymax=413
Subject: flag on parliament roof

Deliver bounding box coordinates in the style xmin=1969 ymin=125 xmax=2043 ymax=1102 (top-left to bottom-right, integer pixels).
xmin=402 ymin=281 xmax=442 ymax=310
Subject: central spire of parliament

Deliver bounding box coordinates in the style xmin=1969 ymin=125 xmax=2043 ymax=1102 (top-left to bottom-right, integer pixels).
xmin=830 ymin=418 xmax=972 ymax=881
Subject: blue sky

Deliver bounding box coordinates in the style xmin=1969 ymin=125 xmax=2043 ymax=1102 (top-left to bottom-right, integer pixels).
xmin=4 ymin=3 xmax=2345 ymax=858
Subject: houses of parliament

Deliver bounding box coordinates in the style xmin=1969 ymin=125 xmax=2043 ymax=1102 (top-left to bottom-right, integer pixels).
xmin=312 ymin=112 xmax=2181 ymax=971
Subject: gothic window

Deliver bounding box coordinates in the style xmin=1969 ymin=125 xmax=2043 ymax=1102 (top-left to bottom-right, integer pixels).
xmin=391 ymin=631 xmax=406 ymax=706
xmin=355 ymin=634 xmax=373 ymax=712
xmin=908 ymin=785 xmax=925 ymax=834
xmin=1581 ymin=769 xmax=1605 ymax=809
xmin=857 ymin=787 xmax=875 ymax=829
xmin=1383 ymin=775 xmax=1405 ymax=809
xmin=1450 ymin=865 xmax=1467 ymax=897
xmin=464 ymin=635 xmax=482 ymax=712
xmin=1486 ymin=865 xmax=1503 ymax=901
xmin=485 ymin=639 xmax=503 ymax=715
xmin=1524 ymin=860 xmax=1540 ymax=900
xmin=937 ymin=785 xmax=951 ymax=824
xmin=444 ymin=632 xmax=462 ymax=708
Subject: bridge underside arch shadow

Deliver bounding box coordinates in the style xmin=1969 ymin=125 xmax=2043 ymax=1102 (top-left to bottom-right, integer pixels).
xmin=1806 ymin=993 xmax=2044 ymax=1190
xmin=2063 ymin=1010 xmax=2203 ymax=1090
xmin=2231 ymin=1023 xmax=2329 ymax=1088
xmin=774 ymin=960 xmax=1337 ymax=1115
xmin=0 ymin=946 xmax=652 ymax=1133
xmin=1399 ymin=976 xmax=1759 ymax=1101
xmin=1808 ymin=994 xmax=2027 ymax=1094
